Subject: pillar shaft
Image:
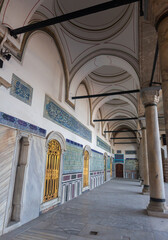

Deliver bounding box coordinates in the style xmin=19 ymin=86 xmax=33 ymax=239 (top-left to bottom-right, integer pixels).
xmin=158 ymin=17 xmax=168 ymax=151
xmin=141 ymin=128 xmax=149 ymax=194
xmin=138 ymin=140 xmax=144 ymax=182
xmin=141 ymin=87 xmax=167 ymax=214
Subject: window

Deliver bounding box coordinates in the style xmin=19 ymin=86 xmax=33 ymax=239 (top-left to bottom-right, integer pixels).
xmin=43 ymin=139 xmax=61 ymax=202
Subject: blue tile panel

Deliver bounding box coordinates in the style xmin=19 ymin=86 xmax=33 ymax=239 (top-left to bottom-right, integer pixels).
xmin=90 ymin=149 xmax=104 ymax=171
xmin=125 ymin=159 xmax=139 ymax=171
xmin=114 ymin=154 xmax=124 ymax=163
xmin=63 ymin=139 xmax=83 ymax=174
xmin=126 ymin=158 xmax=137 ymax=160
xmin=0 ymin=112 xmax=46 ymax=137
xmin=10 ymin=74 xmax=33 ymax=105
xmin=96 ymin=136 xmax=111 ymax=153
xmin=107 ymin=156 xmax=110 ymax=170
xmin=125 ymin=150 xmax=137 ymax=154
xmin=44 ymin=95 xmax=92 ymax=142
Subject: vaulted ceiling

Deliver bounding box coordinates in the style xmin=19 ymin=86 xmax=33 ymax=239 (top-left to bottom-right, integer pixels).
xmin=0 ymin=0 xmax=152 ymax=143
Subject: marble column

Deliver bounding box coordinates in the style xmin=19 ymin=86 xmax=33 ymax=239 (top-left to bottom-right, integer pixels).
xmin=141 ymin=87 xmax=168 ymax=217
xmin=146 ymin=0 xmax=168 ymax=155
xmin=138 ymin=139 xmax=144 ymax=184
xmin=141 ymin=127 xmax=150 ymax=194
xmin=158 ymin=16 xmax=168 ymax=152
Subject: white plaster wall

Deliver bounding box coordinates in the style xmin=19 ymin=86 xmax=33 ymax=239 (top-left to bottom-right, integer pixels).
xmin=75 ymin=84 xmax=90 ymax=125
xmin=0 ymin=30 xmax=111 ymax=156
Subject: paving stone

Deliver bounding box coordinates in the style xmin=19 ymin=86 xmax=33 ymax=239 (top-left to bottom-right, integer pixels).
xmin=1 ymin=179 xmax=168 ymax=240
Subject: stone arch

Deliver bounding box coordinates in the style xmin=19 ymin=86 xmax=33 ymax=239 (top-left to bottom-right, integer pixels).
xmin=92 ymin=95 xmax=138 ymax=124
xmin=83 ymin=145 xmax=92 ymax=157
xmin=46 ymin=131 xmax=66 ymax=153
xmin=69 ymin=54 xmax=140 ymax=104
xmin=102 ymin=109 xmax=138 ymax=133
xmin=7 ymin=28 xmax=69 ymax=105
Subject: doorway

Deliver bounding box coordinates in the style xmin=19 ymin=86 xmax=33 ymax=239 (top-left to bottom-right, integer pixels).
xmin=116 ymin=164 xmax=123 ymax=178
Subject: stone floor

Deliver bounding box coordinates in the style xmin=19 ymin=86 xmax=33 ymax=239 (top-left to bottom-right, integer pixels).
xmin=1 ymin=179 xmax=168 ymax=240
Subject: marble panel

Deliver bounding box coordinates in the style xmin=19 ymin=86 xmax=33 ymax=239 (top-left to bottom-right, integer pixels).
xmin=96 ymin=136 xmax=111 ymax=153
xmin=10 ymin=74 xmax=33 ymax=105
xmin=0 ymin=126 xmax=17 ymax=235
xmin=0 ymin=112 xmax=46 ymax=137
xmin=21 ymin=136 xmax=46 ymax=224
xmin=44 ymin=95 xmax=92 ymax=142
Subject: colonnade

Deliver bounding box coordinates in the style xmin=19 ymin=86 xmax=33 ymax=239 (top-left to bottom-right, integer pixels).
xmin=139 ymin=1 xmax=168 ymax=216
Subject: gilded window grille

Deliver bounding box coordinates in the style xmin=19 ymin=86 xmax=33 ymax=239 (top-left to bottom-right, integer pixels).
xmin=43 ymin=139 xmax=61 ymax=202
xmin=83 ymin=150 xmax=89 ymax=188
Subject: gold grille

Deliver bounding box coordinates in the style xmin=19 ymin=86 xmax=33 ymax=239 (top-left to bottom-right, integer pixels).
xmin=83 ymin=150 xmax=89 ymax=188
xmin=43 ymin=140 xmax=61 ymax=202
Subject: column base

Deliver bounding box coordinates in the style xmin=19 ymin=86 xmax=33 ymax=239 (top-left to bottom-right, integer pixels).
xmin=141 ymin=179 xmax=144 ymax=186
xmin=147 ymin=198 xmax=168 ymax=218
xmin=142 ymin=185 xmax=150 ymax=195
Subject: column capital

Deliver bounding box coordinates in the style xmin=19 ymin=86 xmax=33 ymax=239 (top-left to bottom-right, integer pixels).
xmin=141 ymin=86 xmax=160 ymax=107
xmin=139 ymin=119 xmax=146 ymax=129
xmin=147 ymin=0 xmax=168 ymax=28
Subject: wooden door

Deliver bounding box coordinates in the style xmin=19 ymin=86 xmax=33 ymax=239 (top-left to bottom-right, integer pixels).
xmin=116 ymin=164 xmax=123 ymax=178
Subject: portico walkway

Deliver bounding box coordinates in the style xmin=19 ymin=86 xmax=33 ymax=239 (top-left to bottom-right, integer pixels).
xmin=1 ymin=179 xmax=168 ymax=240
